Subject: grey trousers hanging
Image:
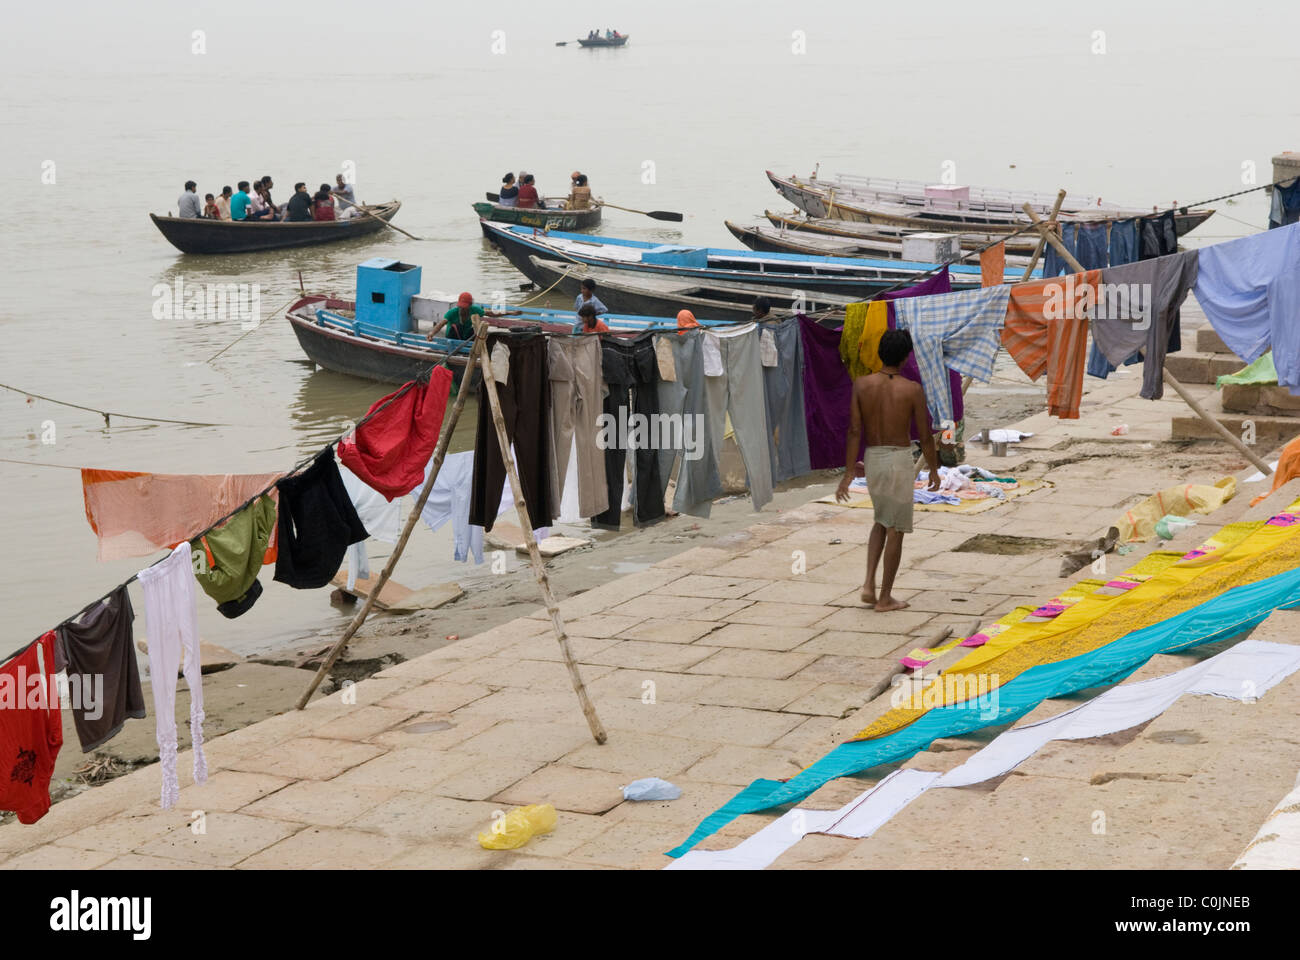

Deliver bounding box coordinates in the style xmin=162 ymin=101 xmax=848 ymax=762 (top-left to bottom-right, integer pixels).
xmin=762 ymin=317 xmax=812 ymax=484
xmin=656 ymin=330 xmax=723 ymax=517
xmin=704 ymin=326 xmax=774 ymax=515
xmin=548 ymin=336 xmax=610 ymax=519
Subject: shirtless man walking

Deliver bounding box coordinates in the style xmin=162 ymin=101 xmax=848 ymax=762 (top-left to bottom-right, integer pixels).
xmin=836 ymin=329 xmax=940 ymax=611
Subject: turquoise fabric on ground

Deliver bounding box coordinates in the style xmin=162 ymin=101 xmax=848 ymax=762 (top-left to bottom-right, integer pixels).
xmin=665 ymin=565 xmax=1300 ymax=858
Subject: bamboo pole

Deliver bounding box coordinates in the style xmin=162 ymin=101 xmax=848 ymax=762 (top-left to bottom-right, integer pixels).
xmin=1162 ymin=370 xmax=1273 ymax=475
xmin=474 ymin=320 xmax=607 ymax=744
xmin=295 ymin=340 xmax=482 ymax=709
xmin=1021 ymin=202 xmax=1273 ymax=477
xmin=1020 ymin=189 xmax=1066 ymax=281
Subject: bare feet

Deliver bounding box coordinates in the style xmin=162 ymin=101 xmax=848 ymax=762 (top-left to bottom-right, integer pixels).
xmin=859 ymin=588 xmax=876 ymax=607
xmin=873 ymin=596 xmax=910 ymax=612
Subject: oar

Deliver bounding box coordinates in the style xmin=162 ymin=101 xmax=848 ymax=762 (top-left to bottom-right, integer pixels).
xmin=349 ymin=201 xmax=424 ymax=241
xmin=594 ymin=200 xmax=683 ymax=222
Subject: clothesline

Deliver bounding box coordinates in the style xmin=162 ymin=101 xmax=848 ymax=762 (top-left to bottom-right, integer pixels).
xmin=2 ymin=363 xmax=452 ymax=668
xmin=0 ymin=381 xmax=247 ymax=429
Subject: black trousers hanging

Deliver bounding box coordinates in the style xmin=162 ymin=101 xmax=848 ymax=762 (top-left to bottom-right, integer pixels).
xmin=469 ymin=333 xmax=553 ymax=533
xmin=593 ymin=333 xmax=666 ymax=530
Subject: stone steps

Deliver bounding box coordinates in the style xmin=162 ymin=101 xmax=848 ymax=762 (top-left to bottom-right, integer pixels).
xmin=1171 ymin=410 xmax=1300 ymax=444
xmin=1164 ymin=351 xmax=1246 ymax=384
xmin=1220 ymin=383 xmax=1300 ymax=416
xmin=1193 ymin=325 xmax=1237 ymax=355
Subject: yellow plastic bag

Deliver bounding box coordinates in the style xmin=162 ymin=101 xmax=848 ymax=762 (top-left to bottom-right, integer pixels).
xmin=477 ymin=803 xmax=557 ymax=850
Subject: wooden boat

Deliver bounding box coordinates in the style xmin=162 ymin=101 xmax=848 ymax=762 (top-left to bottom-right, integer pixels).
xmin=525 ymin=256 xmax=850 ymax=324
xmin=480 ymin=222 xmax=1020 ymax=299
xmin=725 ymin=220 xmax=1037 ymax=269
xmin=793 ymin=171 xmax=1111 ymax=218
xmin=576 ymin=35 xmax=628 ymax=47
xmin=762 ymin=210 xmax=1044 ymax=257
xmin=472 ymin=200 xmax=601 ymax=230
xmin=767 ymin=171 xmax=1215 ymax=237
xmin=287 ymin=293 xmax=719 ymax=386
xmin=150 ymin=201 xmax=402 ymax=254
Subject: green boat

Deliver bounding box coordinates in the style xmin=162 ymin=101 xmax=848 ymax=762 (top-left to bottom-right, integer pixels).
xmin=472 ymin=199 xmax=602 ymax=231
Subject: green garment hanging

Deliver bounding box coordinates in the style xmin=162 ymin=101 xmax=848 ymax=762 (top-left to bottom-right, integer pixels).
xmin=191 ymin=494 xmax=275 ymax=607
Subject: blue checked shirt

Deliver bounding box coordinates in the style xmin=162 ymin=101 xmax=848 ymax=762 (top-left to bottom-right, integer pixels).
xmin=893 ymin=285 xmax=1011 ymax=427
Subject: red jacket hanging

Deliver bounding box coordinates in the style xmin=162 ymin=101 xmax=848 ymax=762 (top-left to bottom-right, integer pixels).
xmin=338 ymin=368 xmax=454 ymax=500
xmin=0 ymin=632 xmax=62 ymax=824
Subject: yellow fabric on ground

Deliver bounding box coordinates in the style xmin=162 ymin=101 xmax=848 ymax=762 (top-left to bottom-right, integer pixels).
xmin=851 ymin=507 xmax=1299 ymax=742
xmin=1117 ymin=478 xmax=1237 ymax=542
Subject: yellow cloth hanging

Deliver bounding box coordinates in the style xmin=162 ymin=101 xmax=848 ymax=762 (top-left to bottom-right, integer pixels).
xmin=858 ymin=301 xmax=888 ymax=376
xmin=840 ymin=301 xmax=888 ymax=379
xmin=840 ymin=303 xmax=868 ymax=378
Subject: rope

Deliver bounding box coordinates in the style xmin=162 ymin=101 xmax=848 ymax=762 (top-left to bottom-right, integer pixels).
xmin=0 ymin=458 xmax=83 ymax=470
xmin=206 ymin=293 xmax=303 ymax=363
xmin=517 ymin=264 xmax=581 ymax=305
xmin=1181 ymin=175 xmax=1298 ymax=211
xmin=12 ymin=355 xmax=456 ymax=659
xmin=0 ymin=382 xmax=241 ymax=428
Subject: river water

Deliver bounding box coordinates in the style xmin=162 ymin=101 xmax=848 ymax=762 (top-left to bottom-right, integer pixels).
xmin=0 ymin=0 xmax=1292 ymax=653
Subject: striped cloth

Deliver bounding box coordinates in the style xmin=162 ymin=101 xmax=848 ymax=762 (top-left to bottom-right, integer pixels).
xmin=1001 ymin=270 xmax=1100 ymax=419
xmin=893 ymin=285 xmax=1011 ymax=427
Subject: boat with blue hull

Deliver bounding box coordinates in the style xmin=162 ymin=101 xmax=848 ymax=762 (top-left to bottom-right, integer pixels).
xmin=287 ymin=257 xmax=738 ymax=386
xmin=479 ymin=221 xmax=1030 ymax=298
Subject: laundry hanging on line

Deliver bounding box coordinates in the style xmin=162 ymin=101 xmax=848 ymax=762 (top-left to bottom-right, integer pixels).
xmin=55 ymin=584 xmax=146 ymax=753
xmin=893 ymin=284 xmax=1011 ymax=428
xmin=137 ymin=543 xmax=206 ymax=810
xmin=0 ymin=633 xmax=62 ymax=824
xmin=338 ymin=367 xmax=454 ymax=500
xmin=273 ymin=448 xmax=370 ymax=590
xmin=191 ymin=494 xmax=276 ymax=619
xmin=1001 ymin=271 xmax=1099 ymax=419
xmin=1194 ymin=220 xmax=1300 ymax=395
xmin=81 ymin=468 xmax=282 ymax=563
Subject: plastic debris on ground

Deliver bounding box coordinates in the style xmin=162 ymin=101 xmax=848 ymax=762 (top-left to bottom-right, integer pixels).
xmin=1154 ymin=514 xmax=1198 ymax=540
xmin=477 ymin=803 xmax=557 ymax=850
xmin=622 ymin=778 xmax=682 ymax=801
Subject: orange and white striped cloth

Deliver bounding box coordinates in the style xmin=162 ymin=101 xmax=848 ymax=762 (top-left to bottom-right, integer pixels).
xmin=1000 ymin=270 xmax=1100 ymax=419
xmin=82 ymin=469 xmax=282 ymax=562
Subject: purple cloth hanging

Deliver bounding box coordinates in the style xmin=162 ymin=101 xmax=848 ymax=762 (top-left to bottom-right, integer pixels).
xmin=799 ymin=268 xmax=956 ymax=469
xmin=799 ymin=316 xmax=854 ymax=469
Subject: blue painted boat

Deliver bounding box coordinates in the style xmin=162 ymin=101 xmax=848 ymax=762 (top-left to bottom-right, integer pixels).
xmin=480 ymin=220 xmax=1035 ymax=297
xmin=287 ymin=277 xmax=733 ymax=385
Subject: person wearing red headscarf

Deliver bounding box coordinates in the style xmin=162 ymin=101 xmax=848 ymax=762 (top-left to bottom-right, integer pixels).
xmin=430 ymin=292 xmax=521 ymax=341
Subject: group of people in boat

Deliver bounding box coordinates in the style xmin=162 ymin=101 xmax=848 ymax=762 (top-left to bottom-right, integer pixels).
xmin=586 ymin=29 xmax=623 ymax=40
xmin=496 ymin=171 xmax=593 ymax=210
xmin=176 ymin=174 xmax=359 ymax=222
